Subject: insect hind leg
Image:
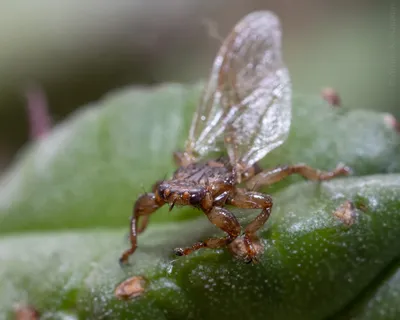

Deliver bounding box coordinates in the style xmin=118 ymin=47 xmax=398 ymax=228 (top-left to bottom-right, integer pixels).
xmin=245 ymin=163 xmax=351 ymax=191
xmin=174 ymin=206 xmax=241 ymax=256
xmin=227 ymin=189 xmax=273 ymax=263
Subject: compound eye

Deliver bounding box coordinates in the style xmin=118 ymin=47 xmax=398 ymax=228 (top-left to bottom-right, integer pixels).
xmin=157 ymin=184 xmax=171 ymax=200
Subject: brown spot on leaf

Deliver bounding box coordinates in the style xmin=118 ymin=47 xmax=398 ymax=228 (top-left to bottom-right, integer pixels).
xmin=115 ymin=276 xmax=147 ymax=300
xmin=13 ymin=304 xmax=40 ymax=320
xmin=321 ymin=87 xmax=341 ymax=107
xmin=334 ymin=200 xmax=357 ymax=226
xmin=383 ymin=113 xmax=400 ymax=133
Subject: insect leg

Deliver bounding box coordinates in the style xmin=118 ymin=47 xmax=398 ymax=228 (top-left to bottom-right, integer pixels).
xmin=119 ymin=193 xmax=164 ymax=265
xmin=174 ymin=206 xmax=241 ymax=256
xmin=212 ymin=190 xmax=231 ymax=207
xmin=227 ymin=190 xmax=273 ymax=262
xmin=136 ymin=215 xmax=150 ymax=233
xmin=245 ymin=163 xmax=351 ymax=190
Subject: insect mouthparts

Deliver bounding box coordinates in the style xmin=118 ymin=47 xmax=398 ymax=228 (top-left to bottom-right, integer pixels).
xmin=169 ymin=200 xmax=176 ymax=212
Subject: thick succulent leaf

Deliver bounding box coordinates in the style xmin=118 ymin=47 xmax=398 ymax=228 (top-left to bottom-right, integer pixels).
xmin=0 ymin=175 xmax=399 ymax=319
xmin=0 ymin=83 xmax=399 ymax=234
xmin=335 ymin=259 xmax=400 ymax=319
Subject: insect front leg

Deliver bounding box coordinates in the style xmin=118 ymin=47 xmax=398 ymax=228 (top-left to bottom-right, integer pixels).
xmin=174 ymin=206 xmax=241 ymax=256
xmin=227 ymin=190 xmax=273 ymax=262
xmin=119 ymin=193 xmax=164 ymax=265
xmin=245 ymin=163 xmax=351 ymax=190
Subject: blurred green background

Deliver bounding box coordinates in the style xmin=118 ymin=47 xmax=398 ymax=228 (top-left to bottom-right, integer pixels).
xmin=0 ymin=0 xmax=398 ymax=172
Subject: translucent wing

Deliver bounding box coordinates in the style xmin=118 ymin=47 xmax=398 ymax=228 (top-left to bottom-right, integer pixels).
xmin=186 ymin=11 xmax=292 ymax=171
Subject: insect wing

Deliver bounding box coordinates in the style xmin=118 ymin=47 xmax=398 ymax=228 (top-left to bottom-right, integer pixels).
xmin=185 ymin=38 xmax=233 ymax=157
xmin=186 ymin=11 xmax=292 ymax=171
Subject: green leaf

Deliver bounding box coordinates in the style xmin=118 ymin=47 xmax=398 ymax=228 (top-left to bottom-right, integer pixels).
xmin=0 ymin=83 xmax=399 ymax=234
xmin=0 ymin=83 xmax=400 ymax=319
xmin=335 ymin=259 xmax=400 ymax=320
xmin=0 ymin=175 xmax=399 ymax=319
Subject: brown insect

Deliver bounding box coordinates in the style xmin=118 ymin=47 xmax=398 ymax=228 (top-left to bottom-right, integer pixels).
xmin=119 ymin=11 xmax=350 ymax=265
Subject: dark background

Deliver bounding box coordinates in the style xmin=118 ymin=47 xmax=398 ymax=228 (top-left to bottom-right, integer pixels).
xmin=0 ymin=0 xmax=398 ymax=171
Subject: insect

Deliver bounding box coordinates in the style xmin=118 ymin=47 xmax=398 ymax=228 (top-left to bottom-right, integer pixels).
xmin=119 ymin=11 xmax=350 ymax=265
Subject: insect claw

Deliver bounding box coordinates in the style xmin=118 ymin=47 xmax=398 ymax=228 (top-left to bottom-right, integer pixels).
xmin=119 ymin=257 xmax=130 ymax=269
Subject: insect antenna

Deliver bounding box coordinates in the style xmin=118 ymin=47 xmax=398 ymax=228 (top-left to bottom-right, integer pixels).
xmin=161 ymin=173 xmax=169 ymax=184
xmin=169 ymin=199 xmax=177 ymax=212
xmin=201 ymin=18 xmax=224 ymax=43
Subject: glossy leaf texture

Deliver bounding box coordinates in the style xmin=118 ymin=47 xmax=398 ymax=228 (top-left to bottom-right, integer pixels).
xmin=0 ymin=83 xmax=400 ymax=319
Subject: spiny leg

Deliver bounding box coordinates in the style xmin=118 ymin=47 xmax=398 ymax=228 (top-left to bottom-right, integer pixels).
xmin=246 ymin=163 xmax=351 ymax=190
xmin=227 ymin=190 xmax=273 ymax=262
xmin=174 ymin=206 xmax=241 ymax=256
xmin=119 ymin=193 xmax=164 ymax=265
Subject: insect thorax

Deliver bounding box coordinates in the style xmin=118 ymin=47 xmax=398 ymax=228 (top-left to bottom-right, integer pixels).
xmin=173 ymin=158 xmax=234 ymax=187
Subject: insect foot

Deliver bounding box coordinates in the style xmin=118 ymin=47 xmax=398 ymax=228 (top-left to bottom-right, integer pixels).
xmin=228 ymin=235 xmax=264 ymax=264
